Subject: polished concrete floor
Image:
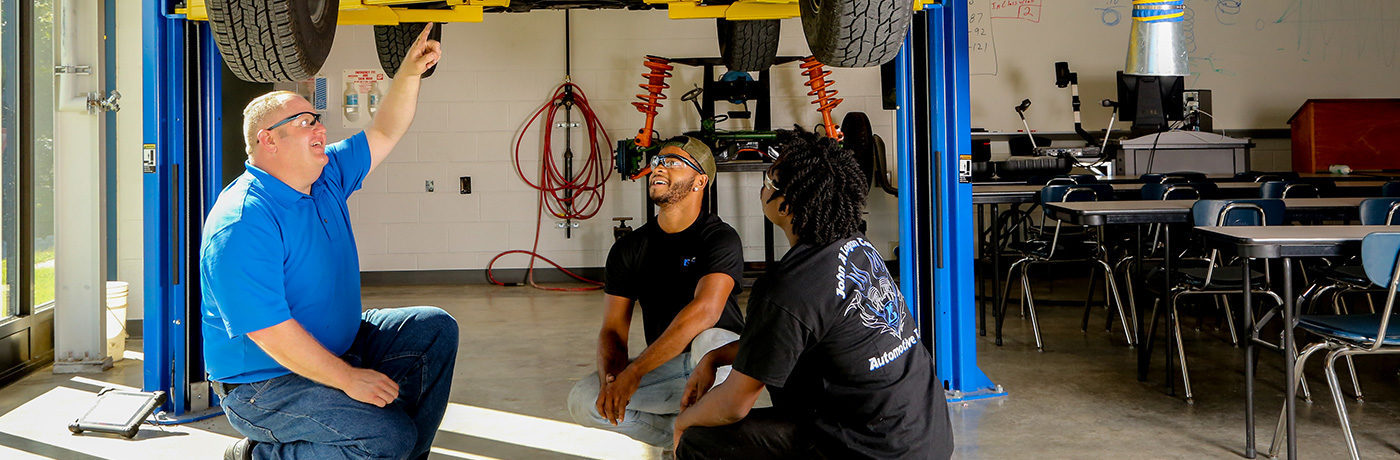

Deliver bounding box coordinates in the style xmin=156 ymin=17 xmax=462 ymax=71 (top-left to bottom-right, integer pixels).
xmin=1 ymin=278 xmax=1399 ymax=459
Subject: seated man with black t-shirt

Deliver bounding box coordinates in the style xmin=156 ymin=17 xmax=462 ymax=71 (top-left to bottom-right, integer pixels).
xmin=674 ymin=130 xmax=955 ymax=459
xmin=567 ymin=136 xmax=746 ymax=448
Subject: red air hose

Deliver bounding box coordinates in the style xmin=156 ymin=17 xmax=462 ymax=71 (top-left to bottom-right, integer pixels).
xmin=488 ymin=83 xmax=612 ymax=291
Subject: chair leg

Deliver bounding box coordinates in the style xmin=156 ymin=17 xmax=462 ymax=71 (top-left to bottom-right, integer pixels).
xmin=1170 ymin=293 xmax=1193 ymax=403
xmin=1324 ymin=350 xmax=1363 ymax=460
xmin=1095 ymin=259 xmax=1135 ymax=346
xmin=1020 ymin=266 xmax=1044 ymax=352
xmin=1111 ymin=257 xmax=1140 ymax=334
xmin=1296 ymin=282 xmax=1322 ymax=316
xmin=1327 ymin=292 xmax=1368 ymax=402
xmin=1220 ymin=295 xmax=1239 ymax=346
xmin=1082 ymin=268 xmax=1099 ymax=332
xmin=997 ymin=258 xmax=1029 ymax=325
xmin=1345 ymin=354 xmax=1363 ymax=402
xmin=1269 ymin=341 xmax=1331 ymax=458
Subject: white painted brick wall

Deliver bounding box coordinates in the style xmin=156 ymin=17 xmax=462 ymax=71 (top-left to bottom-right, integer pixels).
xmin=311 ymin=10 xmax=898 ymax=271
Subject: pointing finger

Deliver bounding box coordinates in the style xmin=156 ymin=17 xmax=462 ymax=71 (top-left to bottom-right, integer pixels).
xmin=416 ymin=22 xmax=434 ymax=45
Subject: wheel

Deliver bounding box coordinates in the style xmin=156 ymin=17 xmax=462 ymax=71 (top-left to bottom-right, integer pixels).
xmin=207 ymin=0 xmax=338 ymax=82
xmin=799 ymin=0 xmax=912 ymax=67
xmin=717 ymin=19 xmax=780 ymax=72
xmin=375 ymin=23 xmax=442 ymax=79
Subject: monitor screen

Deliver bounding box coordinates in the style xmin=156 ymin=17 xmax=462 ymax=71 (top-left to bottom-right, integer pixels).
xmin=1117 ymin=72 xmax=1185 ymax=132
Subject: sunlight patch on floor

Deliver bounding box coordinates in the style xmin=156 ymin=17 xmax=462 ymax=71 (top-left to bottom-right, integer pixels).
xmin=429 ymin=446 xmax=505 ymax=460
xmin=0 ymin=386 xmax=236 ymax=459
xmin=438 ymin=403 xmax=659 ymax=460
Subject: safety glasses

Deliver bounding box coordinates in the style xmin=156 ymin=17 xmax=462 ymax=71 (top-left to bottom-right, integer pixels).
xmin=762 ymin=170 xmax=780 ymax=193
xmin=265 ymin=111 xmax=322 ymax=132
xmin=650 ymin=153 xmax=706 ymax=175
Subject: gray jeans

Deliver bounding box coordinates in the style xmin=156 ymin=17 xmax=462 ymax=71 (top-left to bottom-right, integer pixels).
xmin=567 ymin=328 xmax=739 ymax=446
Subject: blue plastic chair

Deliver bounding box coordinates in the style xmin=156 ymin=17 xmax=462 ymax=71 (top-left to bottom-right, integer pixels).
xmin=1152 ymin=199 xmax=1287 ymax=402
xmin=1260 ymin=180 xmax=1321 ymax=199
xmin=1296 ymin=199 xmax=1400 ymax=314
xmin=1140 ymin=182 xmax=1218 ymax=201
xmin=1236 ymin=171 xmax=1299 ymax=182
xmin=1271 ymin=232 xmax=1400 ymax=460
xmin=1381 ymin=181 xmax=1400 ymax=198
xmin=997 ymin=184 xmax=1135 ymax=351
xmin=1359 ymin=198 xmax=1400 ymax=225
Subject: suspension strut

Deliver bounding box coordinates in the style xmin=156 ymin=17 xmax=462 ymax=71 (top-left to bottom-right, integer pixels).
xmin=800 ymin=56 xmax=843 ymax=140
xmin=632 ymin=55 xmax=673 ymax=148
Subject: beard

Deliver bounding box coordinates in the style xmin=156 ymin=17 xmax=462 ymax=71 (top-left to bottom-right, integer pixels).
xmin=649 ymin=175 xmax=696 ymax=206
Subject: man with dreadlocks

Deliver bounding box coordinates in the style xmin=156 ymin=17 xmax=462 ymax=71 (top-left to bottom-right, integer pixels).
xmin=673 ymin=129 xmax=954 ymax=459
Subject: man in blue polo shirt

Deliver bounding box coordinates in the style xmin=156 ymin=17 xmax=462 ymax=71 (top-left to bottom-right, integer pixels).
xmin=200 ymin=25 xmax=455 ymax=460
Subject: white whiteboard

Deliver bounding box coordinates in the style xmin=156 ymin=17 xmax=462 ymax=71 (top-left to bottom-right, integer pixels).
xmin=967 ymin=0 xmax=1400 ymax=132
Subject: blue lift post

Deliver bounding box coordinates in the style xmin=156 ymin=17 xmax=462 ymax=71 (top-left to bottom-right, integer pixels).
xmin=897 ymin=1 xmax=1003 ymax=401
xmin=142 ymin=0 xmax=224 ymax=420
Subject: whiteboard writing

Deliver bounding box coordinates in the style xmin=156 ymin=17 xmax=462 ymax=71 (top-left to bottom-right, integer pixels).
xmin=969 ymin=0 xmax=999 ymax=75
xmin=1271 ymin=0 xmax=1398 ymax=69
xmin=991 ymin=0 xmax=1042 ymax=23
xmin=1216 ymin=0 xmax=1243 ymax=25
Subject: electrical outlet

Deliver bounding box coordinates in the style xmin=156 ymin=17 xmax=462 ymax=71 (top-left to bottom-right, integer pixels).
xmin=425 ymin=180 xmax=434 ymax=192
xmin=459 ymin=176 xmax=471 ymax=194
xmin=1183 ymin=90 xmax=1201 ymax=112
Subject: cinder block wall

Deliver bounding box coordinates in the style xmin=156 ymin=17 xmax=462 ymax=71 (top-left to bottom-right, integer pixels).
xmin=311 ymin=11 xmax=899 ymax=272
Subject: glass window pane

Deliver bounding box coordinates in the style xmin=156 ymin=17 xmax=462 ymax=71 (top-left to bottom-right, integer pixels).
xmin=32 ymin=0 xmax=53 ymax=308
xmin=1 ymin=0 xmax=20 ymax=319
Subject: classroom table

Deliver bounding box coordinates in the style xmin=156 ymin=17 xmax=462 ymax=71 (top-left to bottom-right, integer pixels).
xmin=1041 ymin=198 xmax=1373 ymax=395
xmin=1196 ymin=225 xmax=1391 ymax=459
xmin=973 ymin=181 xmax=1389 ymax=205
xmin=1044 ymin=198 xmax=1369 ymax=226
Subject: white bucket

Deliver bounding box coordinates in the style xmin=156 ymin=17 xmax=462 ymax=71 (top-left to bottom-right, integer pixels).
xmin=106 ymin=281 xmax=128 ymax=362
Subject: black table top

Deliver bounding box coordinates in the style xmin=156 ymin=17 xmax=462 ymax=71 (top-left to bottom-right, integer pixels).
xmin=1043 ymin=197 xmax=1368 ymax=226
xmin=1196 ymin=225 xmax=1396 ymax=258
xmin=975 ymin=181 xmax=1388 ymax=205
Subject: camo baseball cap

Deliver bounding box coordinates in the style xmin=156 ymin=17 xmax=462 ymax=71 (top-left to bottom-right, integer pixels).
xmin=658 ymin=136 xmax=716 ymax=180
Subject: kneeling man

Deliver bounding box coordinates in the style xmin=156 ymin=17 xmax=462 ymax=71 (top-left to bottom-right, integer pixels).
xmin=568 ymin=137 xmax=745 ymax=448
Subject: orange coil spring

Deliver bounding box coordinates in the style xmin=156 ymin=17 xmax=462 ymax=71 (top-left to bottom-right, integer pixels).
xmin=800 ymin=56 xmax=844 ymax=140
xmin=631 ymin=56 xmax=673 ymax=147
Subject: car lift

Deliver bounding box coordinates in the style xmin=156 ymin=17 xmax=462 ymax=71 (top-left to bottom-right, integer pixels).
xmin=140 ymin=0 xmax=1001 ymax=419
xmin=897 ymin=2 xmax=1002 ymax=401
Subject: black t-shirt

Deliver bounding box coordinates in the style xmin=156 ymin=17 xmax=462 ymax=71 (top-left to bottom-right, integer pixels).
xmin=604 ymin=213 xmax=745 ymax=345
xmin=734 ymin=234 xmax=954 ymax=459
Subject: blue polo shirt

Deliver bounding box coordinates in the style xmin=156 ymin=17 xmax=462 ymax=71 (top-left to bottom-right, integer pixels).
xmin=200 ymin=132 xmax=370 ymax=383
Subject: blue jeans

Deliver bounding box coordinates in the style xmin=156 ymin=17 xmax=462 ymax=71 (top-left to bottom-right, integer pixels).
xmin=220 ymin=307 xmax=458 ymax=460
xmin=567 ymin=328 xmax=739 ymax=447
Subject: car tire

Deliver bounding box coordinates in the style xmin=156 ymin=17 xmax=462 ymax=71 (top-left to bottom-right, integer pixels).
xmin=717 ymin=19 xmax=780 ymax=72
xmin=207 ymin=0 xmax=338 ymax=82
xmin=375 ymin=23 xmax=442 ymax=79
xmin=799 ymin=0 xmax=911 ymax=67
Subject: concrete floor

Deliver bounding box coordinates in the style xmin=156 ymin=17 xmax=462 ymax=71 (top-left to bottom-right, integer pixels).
xmin=1 ymin=278 xmax=1399 ymax=459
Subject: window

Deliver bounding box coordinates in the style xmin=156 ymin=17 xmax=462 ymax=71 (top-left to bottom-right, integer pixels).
xmin=30 ymin=0 xmax=52 ymax=308
xmin=1 ymin=0 xmax=19 ymax=319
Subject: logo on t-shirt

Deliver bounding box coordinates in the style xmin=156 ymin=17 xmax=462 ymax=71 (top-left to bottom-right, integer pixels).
xmin=836 ymin=239 xmax=905 ymax=339
xmin=682 ymin=256 xmax=697 ymax=268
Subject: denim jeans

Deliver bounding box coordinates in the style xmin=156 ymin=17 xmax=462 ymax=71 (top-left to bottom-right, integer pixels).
xmin=567 ymin=328 xmax=739 ymax=447
xmin=220 ymin=306 xmax=458 ymax=460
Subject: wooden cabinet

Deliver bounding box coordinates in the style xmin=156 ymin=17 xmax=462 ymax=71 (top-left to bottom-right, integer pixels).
xmin=1289 ymin=99 xmax=1400 ymax=173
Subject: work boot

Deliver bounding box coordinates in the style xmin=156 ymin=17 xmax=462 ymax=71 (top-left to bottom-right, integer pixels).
xmin=223 ymin=437 xmax=255 ymax=460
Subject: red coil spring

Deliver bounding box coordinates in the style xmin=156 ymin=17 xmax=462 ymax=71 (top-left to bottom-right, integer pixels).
xmin=632 ymin=56 xmax=673 ymax=147
xmin=800 ymin=56 xmax=844 ymax=140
